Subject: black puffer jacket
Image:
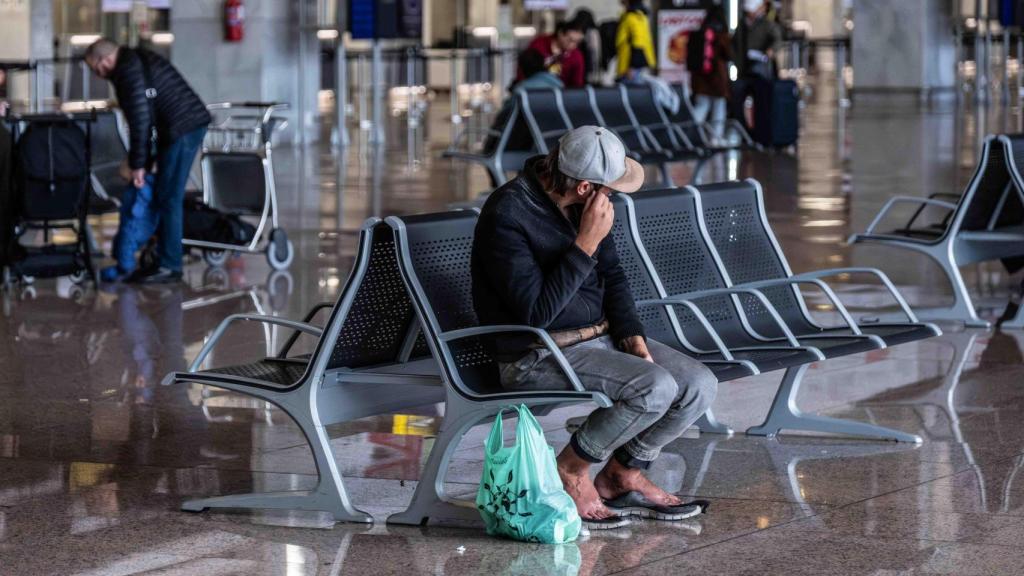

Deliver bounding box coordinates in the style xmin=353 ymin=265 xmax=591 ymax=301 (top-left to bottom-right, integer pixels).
xmin=110 ymin=48 xmax=211 ymax=169
xmin=471 ymin=156 xmax=645 ymax=362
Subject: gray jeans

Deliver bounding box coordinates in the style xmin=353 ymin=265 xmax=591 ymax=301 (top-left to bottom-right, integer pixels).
xmin=500 ymin=336 xmax=717 ymax=467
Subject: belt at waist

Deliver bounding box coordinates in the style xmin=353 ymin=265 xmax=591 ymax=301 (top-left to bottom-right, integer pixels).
xmin=532 ymin=320 xmax=609 ymax=350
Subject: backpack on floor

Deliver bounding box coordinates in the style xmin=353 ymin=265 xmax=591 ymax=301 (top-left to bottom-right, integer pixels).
xmin=183 ymin=196 xmax=256 ymax=245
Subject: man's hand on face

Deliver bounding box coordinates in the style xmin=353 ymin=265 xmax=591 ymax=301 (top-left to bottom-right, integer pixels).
xmin=621 ymin=335 xmax=653 ymax=363
xmin=575 ymin=186 xmax=613 ymax=257
xmin=132 ymin=168 xmax=146 ymax=189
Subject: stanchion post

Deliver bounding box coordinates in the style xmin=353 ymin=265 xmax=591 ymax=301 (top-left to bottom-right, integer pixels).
xmin=450 ymin=50 xmax=460 ymax=145
xmin=370 ymin=39 xmax=385 ymax=145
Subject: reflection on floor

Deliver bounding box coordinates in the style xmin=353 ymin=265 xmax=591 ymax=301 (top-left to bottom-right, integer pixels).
xmin=4 ymin=75 xmax=1024 ymax=575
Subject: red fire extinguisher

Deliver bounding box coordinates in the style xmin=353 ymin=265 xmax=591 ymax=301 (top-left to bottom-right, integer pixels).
xmin=224 ymin=0 xmax=244 ymax=43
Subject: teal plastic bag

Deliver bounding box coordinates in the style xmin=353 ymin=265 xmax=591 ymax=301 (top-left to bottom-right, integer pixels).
xmin=475 ymin=404 xmax=581 ymax=544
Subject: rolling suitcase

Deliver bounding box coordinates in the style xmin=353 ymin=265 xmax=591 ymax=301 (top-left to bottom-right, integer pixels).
xmin=752 ymin=79 xmax=799 ymax=148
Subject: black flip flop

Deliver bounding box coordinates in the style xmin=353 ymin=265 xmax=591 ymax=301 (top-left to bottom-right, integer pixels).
xmin=580 ymin=514 xmax=632 ymax=530
xmin=603 ymin=491 xmax=709 ymax=521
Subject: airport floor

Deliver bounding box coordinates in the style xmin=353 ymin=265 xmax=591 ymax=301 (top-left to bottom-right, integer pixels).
xmin=4 ymin=75 xmax=1024 ymax=575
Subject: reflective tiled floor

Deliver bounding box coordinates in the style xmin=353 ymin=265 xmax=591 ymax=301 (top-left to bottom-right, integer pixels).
xmin=4 ymin=75 xmax=1024 ymax=575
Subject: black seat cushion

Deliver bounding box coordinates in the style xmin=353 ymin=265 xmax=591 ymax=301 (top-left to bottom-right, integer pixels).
xmin=202 ymin=358 xmax=308 ymax=388
xmin=831 ymin=323 xmax=938 ymax=347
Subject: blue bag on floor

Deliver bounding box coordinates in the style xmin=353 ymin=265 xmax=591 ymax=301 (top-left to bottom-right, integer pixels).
xmin=475 ymin=404 xmax=581 ymax=544
xmin=103 ymin=176 xmax=158 ymax=280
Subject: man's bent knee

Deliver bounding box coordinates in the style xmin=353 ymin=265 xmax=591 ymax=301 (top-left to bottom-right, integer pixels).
xmin=634 ymin=366 xmax=678 ymax=415
xmin=690 ymin=367 xmax=718 ymax=413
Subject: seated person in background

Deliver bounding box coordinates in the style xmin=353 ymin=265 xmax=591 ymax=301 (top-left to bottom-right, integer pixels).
xmin=493 ymin=49 xmax=564 ymax=126
xmin=519 ymin=21 xmax=586 ymax=89
xmin=100 ymin=161 xmax=158 ymax=282
xmin=472 ymin=126 xmax=717 ymax=529
xmin=482 ymin=49 xmax=563 ymax=187
xmin=514 ymin=48 xmax=565 ymax=92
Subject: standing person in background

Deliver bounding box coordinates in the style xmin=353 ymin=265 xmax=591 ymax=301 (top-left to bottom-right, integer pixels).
xmin=571 ymin=9 xmax=601 ymax=84
xmin=615 ymin=0 xmax=656 ymax=85
xmin=85 ymin=38 xmax=210 ymax=284
xmin=730 ymin=0 xmax=781 ymax=129
xmin=686 ymin=5 xmax=733 ymax=145
xmin=519 ymin=21 xmax=586 ymax=89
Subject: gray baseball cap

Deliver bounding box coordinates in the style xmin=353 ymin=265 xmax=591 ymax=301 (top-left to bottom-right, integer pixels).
xmin=557 ymin=126 xmax=645 ymax=193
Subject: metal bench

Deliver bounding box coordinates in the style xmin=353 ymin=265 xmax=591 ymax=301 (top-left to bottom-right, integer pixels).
xmin=385 ymin=210 xmax=611 ymax=526
xmin=517 ymin=87 xmax=572 ymax=153
xmin=616 ymin=189 xmax=925 ymax=442
xmin=664 ymin=83 xmax=756 ymax=153
xmin=620 ymin=84 xmax=706 ymax=162
xmin=694 ymin=180 xmax=941 ymax=349
xmin=849 ymin=134 xmax=1024 ymax=328
xmin=587 ymin=86 xmax=678 ymax=185
xmin=162 ymin=218 xmax=445 ymax=523
xmin=442 ymin=95 xmax=536 ymax=186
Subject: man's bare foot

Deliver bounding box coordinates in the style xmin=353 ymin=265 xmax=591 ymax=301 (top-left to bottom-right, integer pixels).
xmin=594 ymin=457 xmax=683 ymax=506
xmin=556 ymin=446 xmax=617 ymax=520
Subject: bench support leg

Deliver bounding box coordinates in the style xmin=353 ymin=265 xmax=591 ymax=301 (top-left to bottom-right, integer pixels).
xmin=694 ymin=408 xmax=734 ymax=435
xmin=387 ymin=397 xmax=489 ymax=526
xmin=746 ymin=365 xmax=923 ymax=443
xmin=179 ymin=388 xmax=373 ymax=524
xmin=912 ymin=247 xmax=990 ymax=328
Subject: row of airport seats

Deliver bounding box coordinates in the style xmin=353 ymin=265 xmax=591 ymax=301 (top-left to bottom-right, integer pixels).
xmin=850 ymin=134 xmax=1024 ymax=329
xmin=163 ymin=179 xmax=939 ymax=526
xmin=445 ymin=83 xmax=756 ymax=187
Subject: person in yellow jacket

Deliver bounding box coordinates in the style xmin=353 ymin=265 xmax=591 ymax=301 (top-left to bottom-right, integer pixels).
xmin=616 ymin=0 xmax=656 ymax=84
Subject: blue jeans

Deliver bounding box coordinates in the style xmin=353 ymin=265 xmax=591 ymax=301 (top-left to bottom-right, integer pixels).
xmin=499 ymin=336 xmax=717 ymax=467
xmin=154 ymin=127 xmax=206 ymax=272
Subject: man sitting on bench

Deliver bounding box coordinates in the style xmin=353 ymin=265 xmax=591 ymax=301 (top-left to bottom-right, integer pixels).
xmin=471 ymin=126 xmax=717 ymax=529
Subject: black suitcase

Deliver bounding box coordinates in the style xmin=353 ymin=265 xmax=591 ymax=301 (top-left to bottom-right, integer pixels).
xmin=752 ymin=79 xmax=799 ymax=148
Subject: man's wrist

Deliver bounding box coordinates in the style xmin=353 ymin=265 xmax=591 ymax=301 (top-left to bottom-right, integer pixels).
xmin=575 ymin=237 xmax=598 ymax=257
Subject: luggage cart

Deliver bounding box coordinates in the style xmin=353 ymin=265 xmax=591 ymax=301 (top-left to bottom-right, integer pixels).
xmin=2 ymin=110 xmax=98 ymax=287
xmin=184 ymin=102 xmax=293 ymax=270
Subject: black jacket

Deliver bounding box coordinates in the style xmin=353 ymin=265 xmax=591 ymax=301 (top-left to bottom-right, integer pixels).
xmin=471 ymin=157 xmax=645 ymax=362
xmin=110 ymin=48 xmax=211 ymax=169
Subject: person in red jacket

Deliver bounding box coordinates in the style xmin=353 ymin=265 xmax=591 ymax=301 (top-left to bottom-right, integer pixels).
xmin=519 ymin=21 xmax=586 ymax=88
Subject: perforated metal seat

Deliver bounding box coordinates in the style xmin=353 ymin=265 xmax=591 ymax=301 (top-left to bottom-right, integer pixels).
xmin=386 ymin=210 xmax=611 ymax=526
xmin=162 ymin=219 xmax=444 ymax=523
xmin=443 ymin=96 xmax=537 ymax=186
xmin=626 ymin=187 xmax=876 ymax=358
xmin=694 ymin=180 xmax=940 ymax=353
xmin=621 ymin=85 xmax=702 ymax=159
xmin=664 ymin=84 xmax=755 ymax=153
xmin=203 ymin=358 xmax=308 ymax=388
xmin=519 ymin=88 xmax=572 ymax=153
xmin=616 ymin=189 xmax=923 ymax=442
xmin=850 ymin=135 xmax=1024 ymax=328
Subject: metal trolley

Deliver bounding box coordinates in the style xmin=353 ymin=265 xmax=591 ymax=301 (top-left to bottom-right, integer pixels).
xmin=184 ymin=102 xmax=294 ymax=270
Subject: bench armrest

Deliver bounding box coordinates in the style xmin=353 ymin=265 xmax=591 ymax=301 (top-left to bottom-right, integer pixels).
xmin=861 ymin=196 xmax=957 ymax=236
xmin=633 ymin=298 xmax=734 ymax=360
xmin=639 ymin=286 xmax=802 ymax=347
xmin=788 ymin=267 xmax=918 ymax=322
xmin=447 ymin=125 xmax=502 ymax=149
xmin=190 ymin=314 xmax=322 ymax=372
xmin=276 ymin=302 xmax=334 ymax=358
xmin=729 ymin=277 xmax=863 ymax=335
xmin=439 ymin=325 xmax=585 ymax=393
